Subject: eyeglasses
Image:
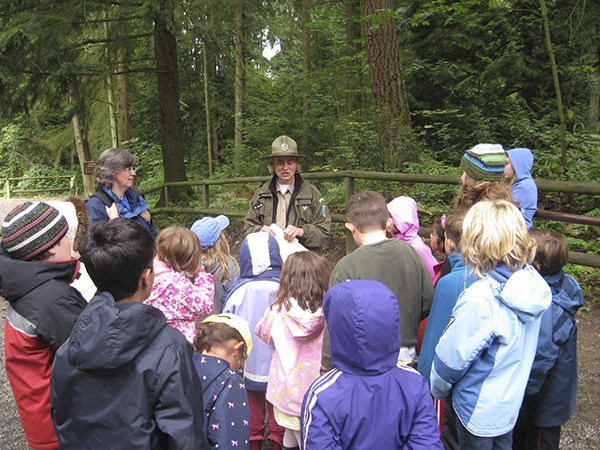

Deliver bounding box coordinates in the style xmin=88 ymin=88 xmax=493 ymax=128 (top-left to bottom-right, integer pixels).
xmin=121 ymin=166 xmax=136 ymax=173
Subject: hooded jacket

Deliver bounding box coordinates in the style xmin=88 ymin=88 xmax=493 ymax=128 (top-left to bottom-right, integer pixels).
xmin=193 ymin=353 xmax=250 ymax=449
xmin=301 ymin=280 xmax=443 ymax=450
xmin=523 ymin=271 xmax=584 ymax=427
xmin=0 ymin=247 xmax=86 ymax=450
xmin=144 ymin=259 xmax=215 ymax=343
xmin=418 ymin=252 xmax=477 ymax=385
xmin=222 ymin=232 xmax=283 ymax=391
xmin=255 ymin=298 xmax=324 ymax=418
xmin=50 ymin=292 xmax=207 ymax=449
xmin=387 ymin=196 xmax=439 ymax=281
xmin=431 ymin=265 xmax=551 ymax=437
xmin=506 ymin=148 xmax=537 ymax=229
xmin=244 ymin=173 xmax=331 ymax=251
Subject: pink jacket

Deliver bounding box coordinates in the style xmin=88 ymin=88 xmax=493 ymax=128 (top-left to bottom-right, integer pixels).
xmin=145 ymin=259 xmax=215 ymax=343
xmin=255 ymin=299 xmax=324 ymax=417
xmin=387 ymin=196 xmax=438 ymax=281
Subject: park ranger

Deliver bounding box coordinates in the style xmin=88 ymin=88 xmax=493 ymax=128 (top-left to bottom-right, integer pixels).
xmin=244 ymin=135 xmax=331 ymax=252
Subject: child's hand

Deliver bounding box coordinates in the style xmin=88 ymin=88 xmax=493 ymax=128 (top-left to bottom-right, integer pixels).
xmin=106 ymin=203 xmax=120 ymax=220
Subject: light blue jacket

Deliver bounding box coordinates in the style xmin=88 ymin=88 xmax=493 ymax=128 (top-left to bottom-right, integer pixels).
xmin=431 ymin=265 xmax=551 ymax=437
xmin=507 ymin=148 xmax=537 ymax=229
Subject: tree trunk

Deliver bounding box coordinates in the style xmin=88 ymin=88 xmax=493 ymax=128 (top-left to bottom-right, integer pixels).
xmin=68 ymin=84 xmax=94 ymax=196
xmin=115 ymin=47 xmax=133 ymax=143
xmin=154 ymin=1 xmax=188 ymax=205
xmin=345 ymin=0 xmax=363 ymax=116
xmin=539 ymin=0 xmax=568 ymax=166
xmin=203 ymin=42 xmax=214 ymax=175
xmin=234 ymin=0 xmax=246 ymax=166
xmin=106 ymin=75 xmax=119 ymax=148
xmin=301 ymin=0 xmax=311 ymax=113
xmin=363 ymin=0 xmax=416 ymax=168
xmin=589 ymin=46 xmax=599 ymax=133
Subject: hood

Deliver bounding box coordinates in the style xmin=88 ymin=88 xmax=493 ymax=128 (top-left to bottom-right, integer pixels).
xmin=238 ymin=232 xmax=282 ymax=278
xmin=152 ymin=258 xmax=172 ymax=276
xmin=0 ymin=246 xmax=77 ymax=301
xmin=487 ymin=265 xmax=551 ymax=323
xmin=507 ymin=148 xmax=534 ymax=182
xmin=545 ymin=271 xmax=585 ymax=315
xmin=387 ymin=196 xmax=420 ymax=240
xmin=282 ymin=300 xmax=324 ymax=340
xmin=66 ymin=292 xmax=168 ymax=371
xmin=324 ymin=280 xmax=400 ymax=375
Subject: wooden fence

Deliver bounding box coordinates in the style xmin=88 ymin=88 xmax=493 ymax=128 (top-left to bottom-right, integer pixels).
xmin=1 ymin=176 xmax=76 ymax=198
xmin=143 ymin=171 xmax=600 ymax=268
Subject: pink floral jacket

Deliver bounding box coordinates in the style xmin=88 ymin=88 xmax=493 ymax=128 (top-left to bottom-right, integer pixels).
xmin=255 ymin=299 xmax=324 ymax=417
xmin=145 ymin=259 xmax=215 ymax=343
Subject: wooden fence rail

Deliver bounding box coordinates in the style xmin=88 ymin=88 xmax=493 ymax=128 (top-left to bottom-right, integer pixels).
xmin=145 ymin=171 xmax=600 ymax=268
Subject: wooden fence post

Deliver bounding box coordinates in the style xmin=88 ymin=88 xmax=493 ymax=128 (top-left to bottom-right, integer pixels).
xmin=5 ymin=179 xmax=10 ymax=199
xmin=202 ymin=184 xmax=209 ymax=209
xmin=344 ymin=173 xmax=356 ymax=254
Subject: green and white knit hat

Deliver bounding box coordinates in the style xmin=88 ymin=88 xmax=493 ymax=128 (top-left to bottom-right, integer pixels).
xmin=460 ymin=143 xmax=506 ymax=181
xmin=2 ymin=201 xmax=69 ymax=260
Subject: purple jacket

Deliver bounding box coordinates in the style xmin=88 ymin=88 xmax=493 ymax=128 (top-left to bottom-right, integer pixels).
xmin=387 ymin=196 xmax=438 ymax=281
xmin=301 ymin=280 xmax=442 ymax=449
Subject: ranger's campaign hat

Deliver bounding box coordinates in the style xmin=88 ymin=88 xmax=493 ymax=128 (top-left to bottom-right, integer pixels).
xmin=262 ymin=135 xmax=306 ymax=160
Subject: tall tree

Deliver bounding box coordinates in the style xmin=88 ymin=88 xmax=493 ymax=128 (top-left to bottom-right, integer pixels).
xmin=363 ymin=0 xmax=416 ymax=168
xmin=234 ymin=0 xmax=246 ymax=165
xmin=153 ymin=0 xmax=188 ymax=203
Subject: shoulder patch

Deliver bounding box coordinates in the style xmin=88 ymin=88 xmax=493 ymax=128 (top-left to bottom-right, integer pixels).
xmin=319 ymin=197 xmax=327 ymax=218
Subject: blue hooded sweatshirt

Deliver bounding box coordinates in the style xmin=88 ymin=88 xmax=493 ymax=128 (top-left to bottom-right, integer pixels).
xmin=221 ymin=232 xmax=282 ymax=391
xmin=523 ymin=271 xmax=584 ymax=427
xmin=301 ymin=280 xmax=443 ymax=449
xmin=431 ymin=265 xmax=551 ymax=437
xmin=506 ymin=148 xmax=537 ymax=229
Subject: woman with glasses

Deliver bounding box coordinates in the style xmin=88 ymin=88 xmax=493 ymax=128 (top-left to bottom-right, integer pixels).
xmin=86 ymin=147 xmax=156 ymax=238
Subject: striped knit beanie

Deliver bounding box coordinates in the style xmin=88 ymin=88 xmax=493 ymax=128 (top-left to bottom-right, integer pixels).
xmin=460 ymin=143 xmax=506 ymax=181
xmin=2 ymin=201 xmax=69 ymax=261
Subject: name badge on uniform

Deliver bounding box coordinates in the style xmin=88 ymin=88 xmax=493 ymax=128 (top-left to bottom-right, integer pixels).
xmin=252 ymin=202 xmax=264 ymax=210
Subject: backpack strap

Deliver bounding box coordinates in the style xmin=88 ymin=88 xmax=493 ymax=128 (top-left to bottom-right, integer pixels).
xmin=91 ymin=190 xmax=114 ymax=207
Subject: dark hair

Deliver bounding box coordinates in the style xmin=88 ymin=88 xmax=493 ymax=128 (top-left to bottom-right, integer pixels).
xmin=194 ymin=322 xmax=248 ymax=370
xmin=80 ymin=219 xmax=155 ymax=300
xmin=346 ymin=190 xmax=390 ymax=233
xmin=444 ymin=209 xmax=467 ymax=250
xmin=275 ymin=251 xmax=331 ymax=313
xmin=431 ymin=219 xmax=445 ymax=245
xmin=529 ymin=228 xmax=569 ymax=276
xmin=94 ymin=148 xmax=139 ymax=190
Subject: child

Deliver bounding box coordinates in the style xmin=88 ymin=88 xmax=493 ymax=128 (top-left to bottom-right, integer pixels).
xmin=255 ymin=251 xmax=330 ymax=450
xmin=454 ymin=143 xmax=514 ymax=210
xmin=144 ymin=226 xmax=215 ymax=343
xmin=321 ymin=190 xmax=433 ymax=370
xmin=1 ymin=201 xmax=87 ymax=450
xmin=51 ymin=219 xmax=207 ymax=448
xmin=194 ymin=313 xmax=253 ymax=450
xmin=418 ymin=209 xmax=478 ymax=449
xmin=429 ymin=215 xmax=450 ymax=285
xmin=387 ymin=195 xmax=439 ymax=281
xmin=431 ymin=200 xmax=551 ymax=449
xmin=512 ymin=229 xmax=584 ymax=450
xmin=191 ymin=215 xmax=240 ymax=311
xmin=222 ymin=232 xmax=285 ymax=450
xmin=301 ymin=280 xmax=443 ymax=449
xmin=505 ymin=147 xmax=538 ymax=229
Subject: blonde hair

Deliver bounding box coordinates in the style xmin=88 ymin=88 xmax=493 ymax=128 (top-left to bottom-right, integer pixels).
xmin=462 ymin=200 xmax=536 ymax=278
xmin=202 ymin=231 xmax=239 ymax=282
xmin=156 ymin=226 xmax=203 ymax=277
xmin=454 ymin=173 xmax=514 ymax=210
